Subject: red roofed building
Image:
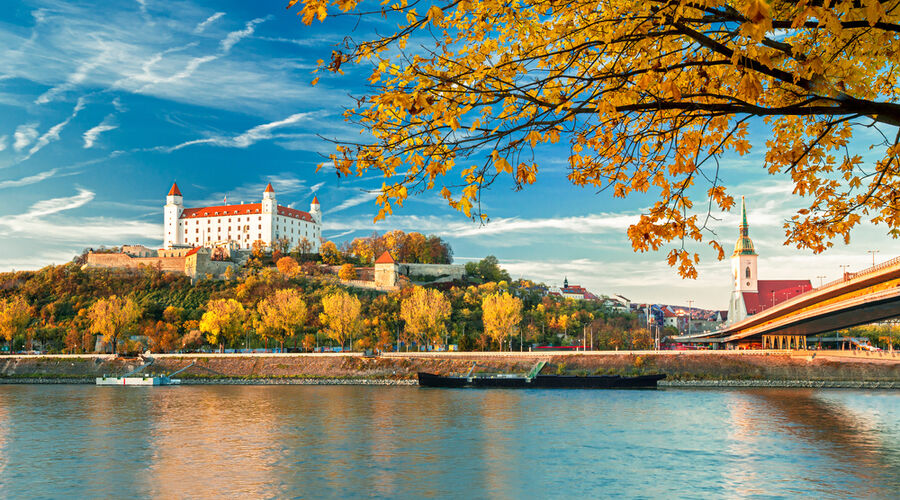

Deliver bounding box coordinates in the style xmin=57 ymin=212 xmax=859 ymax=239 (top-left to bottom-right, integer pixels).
xmin=726 ymin=197 xmax=812 ymax=324
xmin=164 ymin=182 xmax=322 ymax=252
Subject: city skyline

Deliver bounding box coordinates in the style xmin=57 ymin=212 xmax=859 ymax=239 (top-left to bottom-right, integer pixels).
xmin=1 ymin=0 xmax=896 ymax=309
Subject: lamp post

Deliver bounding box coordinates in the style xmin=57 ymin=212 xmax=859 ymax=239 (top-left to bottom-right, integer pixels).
xmin=868 ymin=250 xmax=879 ymax=267
xmin=839 ymin=264 xmax=851 ymax=281
xmin=687 ymin=300 xmax=694 ymax=336
xmin=816 ymin=275 xmax=826 ymax=288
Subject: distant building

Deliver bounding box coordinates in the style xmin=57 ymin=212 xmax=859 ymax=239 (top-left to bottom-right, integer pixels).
xmin=726 ymin=197 xmax=812 ymax=324
xmin=547 ymin=277 xmax=599 ymax=300
xmin=164 ymin=182 xmax=322 ymax=252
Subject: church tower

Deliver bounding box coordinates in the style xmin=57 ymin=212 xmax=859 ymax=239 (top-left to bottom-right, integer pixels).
xmin=727 ymin=196 xmax=757 ymax=324
xmin=732 ymin=196 xmax=758 ymax=293
xmin=164 ymin=182 xmax=183 ymax=249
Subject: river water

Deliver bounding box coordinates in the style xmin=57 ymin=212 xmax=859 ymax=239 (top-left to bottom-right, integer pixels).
xmin=0 ymin=385 xmax=897 ymax=499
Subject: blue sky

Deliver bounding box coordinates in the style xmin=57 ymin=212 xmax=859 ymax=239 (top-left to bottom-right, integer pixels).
xmin=0 ymin=0 xmax=896 ymax=309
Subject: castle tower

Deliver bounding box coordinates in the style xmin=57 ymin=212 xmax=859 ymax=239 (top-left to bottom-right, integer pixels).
xmin=310 ymin=195 xmax=322 ymax=224
xmin=164 ymin=182 xmax=183 ymax=249
xmin=262 ymin=183 xmax=276 ymax=213
xmin=727 ymin=196 xmax=757 ymax=324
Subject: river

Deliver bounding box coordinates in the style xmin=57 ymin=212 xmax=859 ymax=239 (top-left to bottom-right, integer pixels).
xmin=0 ymin=386 xmax=897 ymax=498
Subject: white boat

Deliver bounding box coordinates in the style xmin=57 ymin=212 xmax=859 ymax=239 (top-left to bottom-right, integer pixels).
xmin=95 ymin=375 xmax=182 ymax=386
xmin=95 ymin=359 xmax=193 ymax=386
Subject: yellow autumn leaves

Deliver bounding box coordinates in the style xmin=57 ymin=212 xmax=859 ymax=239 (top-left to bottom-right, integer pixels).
xmin=289 ymin=0 xmax=900 ymax=278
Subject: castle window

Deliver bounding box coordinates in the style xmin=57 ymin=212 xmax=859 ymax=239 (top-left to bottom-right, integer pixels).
xmin=745 ymin=266 xmax=751 ymax=279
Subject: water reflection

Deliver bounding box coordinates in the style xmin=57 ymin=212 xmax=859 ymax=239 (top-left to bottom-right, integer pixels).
xmin=0 ymin=386 xmax=896 ymax=499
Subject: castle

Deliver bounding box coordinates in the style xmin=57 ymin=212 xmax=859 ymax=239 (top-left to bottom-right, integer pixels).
xmin=164 ymin=182 xmax=322 ymax=252
xmin=726 ymin=197 xmax=812 ymax=324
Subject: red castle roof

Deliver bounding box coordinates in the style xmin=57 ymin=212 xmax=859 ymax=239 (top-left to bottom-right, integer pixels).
xmin=375 ymin=251 xmax=395 ymax=264
xmin=312 ymin=196 xmax=319 ymax=204
xmin=264 ymin=183 xmax=275 ymax=193
xmin=180 ymin=203 xmax=313 ymax=221
xmin=168 ymin=182 xmax=182 ymax=196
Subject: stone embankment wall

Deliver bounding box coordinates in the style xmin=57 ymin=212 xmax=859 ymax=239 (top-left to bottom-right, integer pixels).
xmin=1 ymin=351 xmax=898 ymax=384
xmin=85 ymin=253 xmax=185 ymax=273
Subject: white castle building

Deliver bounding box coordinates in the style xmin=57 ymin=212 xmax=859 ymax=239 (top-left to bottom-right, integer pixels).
xmin=164 ymin=182 xmax=322 ymax=252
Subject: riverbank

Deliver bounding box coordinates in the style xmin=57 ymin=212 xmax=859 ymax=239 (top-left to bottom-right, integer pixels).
xmin=2 ymin=350 xmax=898 ymax=386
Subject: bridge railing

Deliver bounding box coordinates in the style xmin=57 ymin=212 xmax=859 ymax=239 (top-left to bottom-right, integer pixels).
xmin=817 ymin=255 xmax=900 ymax=291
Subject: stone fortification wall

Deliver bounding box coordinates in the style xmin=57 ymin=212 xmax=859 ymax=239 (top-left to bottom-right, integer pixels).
xmin=185 ymin=251 xmax=237 ymax=280
xmin=85 ymin=253 xmax=185 ymax=273
xmin=399 ymin=263 xmax=465 ymax=281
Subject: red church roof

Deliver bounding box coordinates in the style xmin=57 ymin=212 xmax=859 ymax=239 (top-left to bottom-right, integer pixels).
xmin=168 ymin=182 xmax=182 ymax=196
xmin=742 ymin=279 xmax=813 ymax=315
xmin=375 ymin=251 xmax=395 ymax=264
xmin=264 ymin=183 xmax=275 ymax=193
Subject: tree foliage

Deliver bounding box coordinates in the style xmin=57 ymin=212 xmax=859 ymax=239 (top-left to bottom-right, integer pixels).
xmin=276 ymin=256 xmax=301 ymax=278
xmin=199 ymin=298 xmax=247 ymax=350
xmin=338 ymin=263 xmax=358 ymax=280
xmin=320 ymin=290 xmax=362 ymax=349
xmin=87 ymin=295 xmax=141 ymax=354
xmin=0 ymin=296 xmax=33 ymax=343
xmin=482 ymin=292 xmax=523 ymax=349
xmin=400 ymin=285 xmax=452 ymax=346
xmin=257 ymin=288 xmax=308 ymax=349
xmin=290 ymin=0 xmax=900 ymax=277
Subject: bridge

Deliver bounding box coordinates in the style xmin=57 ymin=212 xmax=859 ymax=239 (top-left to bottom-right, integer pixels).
xmin=673 ymin=256 xmax=900 ymax=348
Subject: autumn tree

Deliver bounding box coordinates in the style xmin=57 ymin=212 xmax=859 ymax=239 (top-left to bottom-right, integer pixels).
xmin=338 ymin=263 xmax=358 ymax=280
xmin=400 ymin=286 xmax=451 ymax=348
xmin=290 ymin=0 xmax=900 ymax=277
xmin=277 ymin=256 xmax=301 ymax=278
xmin=199 ymin=299 xmax=246 ymax=352
xmin=319 ymin=240 xmax=342 ymax=265
xmin=482 ymin=292 xmax=523 ymax=351
xmin=257 ymin=289 xmax=308 ymax=351
xmin=144 ymin=320 xmax=180 ymax=353
xmin=87 ymin=295 xmax=141 ymax=355
xmin=0 ymin=296 xmax=33 ymax=346
xmin=319 ymin=290 xmax=362 ymax=350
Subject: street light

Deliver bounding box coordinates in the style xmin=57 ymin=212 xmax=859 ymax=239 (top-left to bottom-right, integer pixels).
xmin=840 ymin=264 xmax=851 ymax=280
xmin=687 ymin=300 xmax=694 ymax=336
xmin=816 ymin=275 xmax=826 ymax=288
xmin=868 ymin=250 xmax=880 ymax=267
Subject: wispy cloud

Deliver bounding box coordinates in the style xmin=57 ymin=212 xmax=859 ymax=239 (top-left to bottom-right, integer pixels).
xmin=22 ymin=97 xmax=87 ymax=160
xmin=159 ymin=112 xmax=312 ymax=152
xmin=221 ymin=17 xmax=267 ymax=52
xmin=83 ymin=115 xmax=118 ymax=148
xmin=19 ymin=188 xmax=95 ymax=219
xmin=327 ymin=190 xmax=380 ymax=214
xmin=0 ymin=188 xmax=159 ymax=243
xmin=194 ymin=12 xmax=225 ymax=34
xmin=0 ymin=135 xmax=6 ymax=151
xmin=0 ymin=169 xmax=59 ymax=190
xmin=35 ymin=55 xmax=105 ymax=105
xmin=13 ymin=124 xmax=39 ymax=151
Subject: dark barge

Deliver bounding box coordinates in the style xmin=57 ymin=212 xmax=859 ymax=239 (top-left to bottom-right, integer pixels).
xmin=417 ymin=362 xmax=666 ymax=389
